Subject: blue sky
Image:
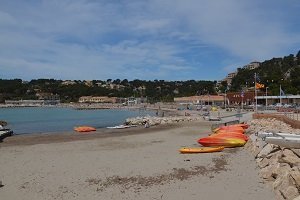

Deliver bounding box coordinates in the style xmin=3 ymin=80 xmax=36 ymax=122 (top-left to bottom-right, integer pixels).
xmin=0 ymin=0 xmax=299 ymax=81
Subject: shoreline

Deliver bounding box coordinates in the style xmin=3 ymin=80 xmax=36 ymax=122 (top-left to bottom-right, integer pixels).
xmin=0 ymin=121 xmax=204 ymax=147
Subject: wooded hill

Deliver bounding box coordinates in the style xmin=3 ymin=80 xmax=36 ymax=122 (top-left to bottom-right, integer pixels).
xmin=0 ymin=79 xmax=215 ymax=103
xmin=230 ymin=50 xmax=300 ymax=95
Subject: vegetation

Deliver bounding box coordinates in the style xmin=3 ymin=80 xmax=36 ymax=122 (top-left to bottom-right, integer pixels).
xmin=0 ymin=79 xmax=216 ymax=103
xmin=230 ymin=51 xmax=300 ymax=95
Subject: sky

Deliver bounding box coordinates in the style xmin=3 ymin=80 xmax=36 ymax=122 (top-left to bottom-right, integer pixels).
xmin=0 ymin=0 xmax=300 ymax=81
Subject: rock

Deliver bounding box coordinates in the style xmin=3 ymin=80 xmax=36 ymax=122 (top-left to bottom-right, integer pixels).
xmin=290 ymin=168 xmax=300 ymax=187
xmin=292 ymin=195 xmax=300 ymax=200
xmin=260 ymin=164 xmax=277 ymax=181
xmin=247 ymin=118 xmax=300 ymax=200
xmin=273 ymin=171 xmax=290 ymax=190
xmin=272 ymin=163 xmax=292 ymax=180
xmin=257 ymin=157 xmax=270 ymax=169
xmin=280 ymin=186 xmax=299 ymax=200
xmin=249 ymin=134 xmax=258 ymax=142
xmin=291 ymin=149 xmax=300 ymax=158
xmin=257 ymin=144 xmax=275 ymax=158
xmin=252 ymin=140 xmax=267 ymax=157
xmin=279 ymin=149 xmax=300 ymax=167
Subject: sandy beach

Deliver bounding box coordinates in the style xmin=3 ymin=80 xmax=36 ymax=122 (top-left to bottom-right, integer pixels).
xmin=0 ymin=121 xmax=275 ymax=200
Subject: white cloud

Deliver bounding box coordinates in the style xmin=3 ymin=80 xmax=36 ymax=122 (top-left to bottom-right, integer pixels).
xmin=0 ymin=0 xmax=299 ymax=81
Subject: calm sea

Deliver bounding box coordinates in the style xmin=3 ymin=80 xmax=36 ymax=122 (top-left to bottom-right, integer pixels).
xmin=0 ymin=107 xmax=154 ymax=135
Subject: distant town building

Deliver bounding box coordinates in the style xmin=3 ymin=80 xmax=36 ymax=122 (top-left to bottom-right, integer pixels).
xmin=61 ymin=80 xmax=76 ymax=85
xmin=5 ymin=99 xmax=60 ymax=106
xmin=36 ymin=92 xmax=60 ymax=101
xmin=84 ymin=80 xmax=93 ymax=87
xmin=78 ymin=96 xmax=117 ymax=103
xmin=242 ymin=61 xmax=260 ymax=70
xmin=174 ymin=95 xmax=225 ymax=106
xmin=223 ymin=71 xmax=237 ymax=86
xmin=226 ymin=91 xmax=264 ymax=106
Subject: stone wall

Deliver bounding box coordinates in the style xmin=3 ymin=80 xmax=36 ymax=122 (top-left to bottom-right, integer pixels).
xmin=125 ymin=116 xmax=202 ymax=126
xmin=246 ymin=118 xmax=300 ymax=200
xmin=253 ymin=113 xmax=300 ymax=129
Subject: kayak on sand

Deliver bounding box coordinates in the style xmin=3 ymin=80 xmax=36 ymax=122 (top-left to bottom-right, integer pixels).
xmin=179 ymin=146 xmax=225 ymax=153
xmin=74 ymin=126 xmax=96 ymax=132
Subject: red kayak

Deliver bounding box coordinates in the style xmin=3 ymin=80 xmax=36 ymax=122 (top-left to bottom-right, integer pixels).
xmin=198 ymin=137 xmax=246 ymax=147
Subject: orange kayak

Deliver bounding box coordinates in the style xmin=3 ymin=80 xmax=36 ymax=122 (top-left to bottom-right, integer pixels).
xmin=74 ymin=126 xmax=96 ymax=132
xmin=214 ymin=130 xmax=244 ymax=134
xmin=228 ymin=124 xmax=249 ymax=129
xmin=214 ymin=126 xmax=245 ymax=133
xmin=198 ymin=137 xmax=246 ymax=148
xmin=179 ymin=146 xmax=224 ymax=153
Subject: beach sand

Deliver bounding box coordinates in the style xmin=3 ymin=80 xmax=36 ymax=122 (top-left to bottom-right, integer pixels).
xmin=0 ymin=122 xmax=275 ymax=200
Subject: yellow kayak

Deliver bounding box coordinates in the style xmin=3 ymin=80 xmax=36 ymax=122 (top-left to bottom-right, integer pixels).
xmin=179 ymin=146 xmax=224 ymax=154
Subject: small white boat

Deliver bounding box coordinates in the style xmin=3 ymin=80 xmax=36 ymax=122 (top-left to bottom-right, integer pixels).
xmin=263 ymin=136 xmax=300 ymax=149
xmin=256 ymin=131 xmax=300 ymax=139
xmin=107 ymin=125 xmax=137 ymax=129
xmin=0 ymin=128 xmax=14 ymax=140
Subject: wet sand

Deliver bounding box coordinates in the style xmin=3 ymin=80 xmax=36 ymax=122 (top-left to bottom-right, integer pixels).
xmin=0 ymin=121 xmax=275 ymax=200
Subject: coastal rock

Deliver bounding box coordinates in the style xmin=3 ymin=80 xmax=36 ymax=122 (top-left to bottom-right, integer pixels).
xmin=279 ymin=149 xmax=300 ymax=167
xmin=125 ymin=115 xmax=202 ymax=126
xmin=272 ymin=163 xmax=291 ymax=180
xmin=259 ymin=165 xmax=277 ymax=181
xmin=257 ymin=144 xmax=275 ymax=158
xmin=272 ymin=171 xmax=291 ymax=191
xmin=291 ymin=149 xmax=300 ymax=158
xmin=252 ymin=139 xmax=267 ymax=157
xmin=292 ymin=195 xmax=300 ymax=200
xmin=280 ymin=186 xmax=299 ymax=200
xmin=257 ymin=157 xmax=270 ymax=169
xmin=290 ymin=167 xmax=300 ymax=188
xmin=249 ymin=134 xmax=258 ymax=142
xmin=247 ymin=118 xmax=300 ymax=200
xmin=257 ymin=151 xmax=282 ymax=169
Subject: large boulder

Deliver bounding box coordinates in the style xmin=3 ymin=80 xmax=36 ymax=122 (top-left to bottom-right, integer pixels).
xmin=260 ymin=164 xmax=277 ymax=181
xmin=280 ymin=186 xmax=299 ymax=200
xmin=257 ymin=144 xmax=276 ymax=158
xmin=279 ymin=149 xmax=300 ymax=167
xmin=290 ymin=167 xmax=300 ymax=188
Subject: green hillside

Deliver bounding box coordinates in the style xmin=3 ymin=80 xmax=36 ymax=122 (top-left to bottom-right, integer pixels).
xmin=231 ymin=51 xmax=300 ymax=95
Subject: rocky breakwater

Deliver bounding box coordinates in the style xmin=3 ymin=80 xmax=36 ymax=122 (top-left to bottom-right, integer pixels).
xmin=125 ymin=115 xmax=202 ymax=126
xmin=246 ymin=118 xmax=300 ymax=200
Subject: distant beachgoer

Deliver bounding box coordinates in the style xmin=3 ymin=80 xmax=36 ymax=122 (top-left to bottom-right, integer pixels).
xmin=162 ymin=112 xmax=164 ymax=117
xmin=145 ymin=120 xmax=150 ymax=128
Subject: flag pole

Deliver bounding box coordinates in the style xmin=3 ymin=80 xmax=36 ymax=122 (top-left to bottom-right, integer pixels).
xmin=242 ymin=92 xmax=244 ymax=111
xmin=255 ymin=73 xmax=257 ymax=113
xmin=280 ymin=84 xmax=282 ymax=105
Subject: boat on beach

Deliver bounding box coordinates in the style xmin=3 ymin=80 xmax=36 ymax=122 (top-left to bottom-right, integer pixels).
xmin=0 ymin=128 xmax=14 ymax=140
xmin=179 ymin=146 xmax=224 ymax=153
xmin=106 ymin=125 xmax=137 ymax=129
xmin=74 ymin=126 xmax=96 ymax=132
xmin=263 ymin=136 xmax=300 ymax=149
xmin=256 ymin=131 xmax=300 ymax=139
xmin=198 ymin=137 xmax=246 ymax=148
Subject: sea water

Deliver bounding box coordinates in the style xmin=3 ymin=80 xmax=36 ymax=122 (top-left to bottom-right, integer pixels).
xmin=0 ymin=107 xmax=154 ymax=134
